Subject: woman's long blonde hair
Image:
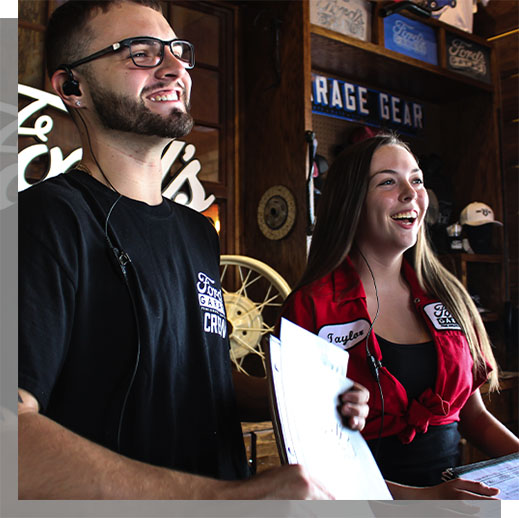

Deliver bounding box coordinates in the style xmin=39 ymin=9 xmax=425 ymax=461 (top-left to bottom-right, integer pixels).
xmin=412 ymin=228 xmax=498 ymax=389
xmin=295 ymin=133 xmax=498 ymax=390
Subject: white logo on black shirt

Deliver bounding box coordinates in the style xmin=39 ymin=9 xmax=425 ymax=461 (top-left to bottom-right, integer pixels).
xmin=197 ymin=272 xmax=227 ymax=338
xmin=423 ymin=302 xmax=461 ymax=331
xmin=318 ymin=319 xmax=371 ymax=350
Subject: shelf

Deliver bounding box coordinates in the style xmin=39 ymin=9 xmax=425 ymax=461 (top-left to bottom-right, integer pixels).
xmin=438 ymin=253 xmax=505 ymax=322
xmin=481 ymin=312 xmax=499 ymax=323
xmin=456 ymin=253 xmax=503 ymax=264
xmin=440 ymin=253 xmax=503 ymax=265
xmin=310 ymin=25 xmax=494 ymax=103
xmin=480 ymin=371 xmax=518 ymax=396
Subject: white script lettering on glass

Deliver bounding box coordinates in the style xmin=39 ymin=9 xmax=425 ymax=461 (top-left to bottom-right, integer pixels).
xmin=17 ymin=84 xmax=215 ymax=212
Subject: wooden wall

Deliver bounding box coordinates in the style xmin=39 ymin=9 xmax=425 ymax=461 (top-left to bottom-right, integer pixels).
xmin=238 ymin=1 xmax=311 ymax=288
xmin=475 ymin=1 xmax=519 ymax=359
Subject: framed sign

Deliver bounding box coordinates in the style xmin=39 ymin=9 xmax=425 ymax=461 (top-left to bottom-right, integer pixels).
xmin=445 ymin=33 xmax=492 ymax=84
xmin=384 ymin=13 xmax=438 ymax=66
xmin=310 ymin=0 xmax=371 ymax=42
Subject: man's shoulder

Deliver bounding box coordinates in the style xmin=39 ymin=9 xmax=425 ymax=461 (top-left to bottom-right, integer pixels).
xmin=166 ymin=197 xmax=205 ymax=218
xmin=166 ymin=198 xmax=217 ymax=234
xmin=20 ymin=172 xmax=82 ymax=206
xmin=19 ymin=172 xmax=98 ymax=230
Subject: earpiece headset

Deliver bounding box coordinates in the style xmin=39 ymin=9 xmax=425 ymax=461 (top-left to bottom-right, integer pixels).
xmin=60 ymin=65 xmax=82 ymax=96
xmin=67 ymin=95 xmax=142 ymax=453
xmin=103 ymin=197 xmax=142 ymax=453
xmin=357 ymin=246 xmax=385 ymax=460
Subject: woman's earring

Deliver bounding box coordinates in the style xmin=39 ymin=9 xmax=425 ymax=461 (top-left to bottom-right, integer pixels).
xmin=75 ymin=100 xmax=81 ymax=106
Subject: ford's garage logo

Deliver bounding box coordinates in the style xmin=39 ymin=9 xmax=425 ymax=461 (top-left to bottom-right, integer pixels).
xmin=424 ymin=302 xmax=461 ymax=331
xmin=448 ymin=39 xmax=487 ymax=76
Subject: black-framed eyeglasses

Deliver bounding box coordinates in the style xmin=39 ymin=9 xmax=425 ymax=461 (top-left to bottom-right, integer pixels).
xmin=62 ymin=36 xmax=195 ymax=71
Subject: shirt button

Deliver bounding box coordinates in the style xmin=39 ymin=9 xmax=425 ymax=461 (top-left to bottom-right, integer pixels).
xmin=414 ymin=298 xmax=420 ymax=304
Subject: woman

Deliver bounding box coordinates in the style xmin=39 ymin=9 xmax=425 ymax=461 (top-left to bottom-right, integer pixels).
xmin=281 ymin=133 xmax=518 ymax=498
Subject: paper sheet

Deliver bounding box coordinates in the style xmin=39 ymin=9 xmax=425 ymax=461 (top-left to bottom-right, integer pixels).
xmin=268 ymin=318 xmax=392 ymax=500
xmin=446 ymin=454 xmax=519 ymax=500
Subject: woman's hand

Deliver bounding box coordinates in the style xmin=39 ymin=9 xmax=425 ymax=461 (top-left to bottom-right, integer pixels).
xmin=387 ymin=478 xmax=500 ymax=500
xmin=337 ymin=382 xmax=370 ymax=431
xmin=420 ymin=478 xmax=500 ymax=500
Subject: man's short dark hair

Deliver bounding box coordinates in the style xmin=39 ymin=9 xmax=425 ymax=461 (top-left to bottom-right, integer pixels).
xmin=45 ymin=0 xmax=162 ymax=78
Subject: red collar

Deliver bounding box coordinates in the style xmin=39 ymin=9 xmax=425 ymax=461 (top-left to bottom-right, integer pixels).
xmin=327 ymin=256 xmax=434 ymax=307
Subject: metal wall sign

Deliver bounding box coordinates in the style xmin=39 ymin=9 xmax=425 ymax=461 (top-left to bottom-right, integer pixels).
xmin=384 ymin=13 xmax=438 ymax=65
xmin=310 ymin=0 xmax=371 ymax=42
xmin=445 ymin=33 xmax=492 ymax=84
xmin=311 ymin=74 xmax=425 ymax=135
xmin=17 ymin=84 xmax=215 ymax=213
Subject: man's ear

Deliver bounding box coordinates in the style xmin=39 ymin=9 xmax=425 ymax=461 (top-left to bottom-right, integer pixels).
xmin=51 ymin=68 xmax=83 ymax=107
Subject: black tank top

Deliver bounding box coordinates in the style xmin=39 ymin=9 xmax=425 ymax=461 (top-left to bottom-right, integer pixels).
xmin=370 ymin=336 xmax=460 ymax=486
xmin=376 ymin=335 xmax=437 ymax=400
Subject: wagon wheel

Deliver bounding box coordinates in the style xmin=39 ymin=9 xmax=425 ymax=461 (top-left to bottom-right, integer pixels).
xmin=220 ymin=255 xmax=291 ymax=377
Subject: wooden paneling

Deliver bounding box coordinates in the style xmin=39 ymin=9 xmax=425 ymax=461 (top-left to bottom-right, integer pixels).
xmin=18 ymin=25 xmax=46 ymax=88
xmin=495 ymin=32 xmax=519 ymax=309
xmin=472 ymin=0 xmax=519 ymax=315
xmin=439 ymin=91 xmax=503 ymax=218
xmin=494 ymin=31 xmax=519 ymax=76
xmin=19 ymin=0 xmax=48 ymax=25
xmin=500 ymin=73 xmax=519 ymax=126
xmin=474 ymin=1 xmax=519 ymax=39
xmin=239 ymin=0 xmax=311 ymax=288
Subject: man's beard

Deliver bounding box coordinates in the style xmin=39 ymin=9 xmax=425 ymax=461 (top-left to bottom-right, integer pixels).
xmin=89 ymin=84 xmax=194 ymax=139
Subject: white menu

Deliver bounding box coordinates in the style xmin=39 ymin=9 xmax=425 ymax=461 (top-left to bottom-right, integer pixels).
xmin=268 ymin=318 xmax=392 ymax=500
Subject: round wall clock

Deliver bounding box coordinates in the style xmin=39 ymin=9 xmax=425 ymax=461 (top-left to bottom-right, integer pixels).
xmin=257 ymin=185 xmax=296 ymax=240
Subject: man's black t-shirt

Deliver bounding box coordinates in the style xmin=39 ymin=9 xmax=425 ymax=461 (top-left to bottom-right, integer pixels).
xmin=19 ymin=170 xmax=248 ymax=480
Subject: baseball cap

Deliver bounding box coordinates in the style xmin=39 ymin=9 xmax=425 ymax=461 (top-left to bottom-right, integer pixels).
xmin=459 ymin=202 xmax=503 ymax=227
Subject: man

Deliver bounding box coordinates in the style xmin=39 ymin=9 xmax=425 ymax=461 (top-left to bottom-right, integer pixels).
xmin=18 ymin=0 xmax=368 ymax=499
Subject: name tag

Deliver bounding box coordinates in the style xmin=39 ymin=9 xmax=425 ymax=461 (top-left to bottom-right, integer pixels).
xmin=318 ymin=319 xmax=371 ymax=350
xmin=423 ymin=302 xmax=461 ymax=331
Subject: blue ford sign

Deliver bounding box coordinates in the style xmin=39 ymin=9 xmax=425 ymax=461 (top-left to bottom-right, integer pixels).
xmin=384 ymin=14 xmax=438 ymax=65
